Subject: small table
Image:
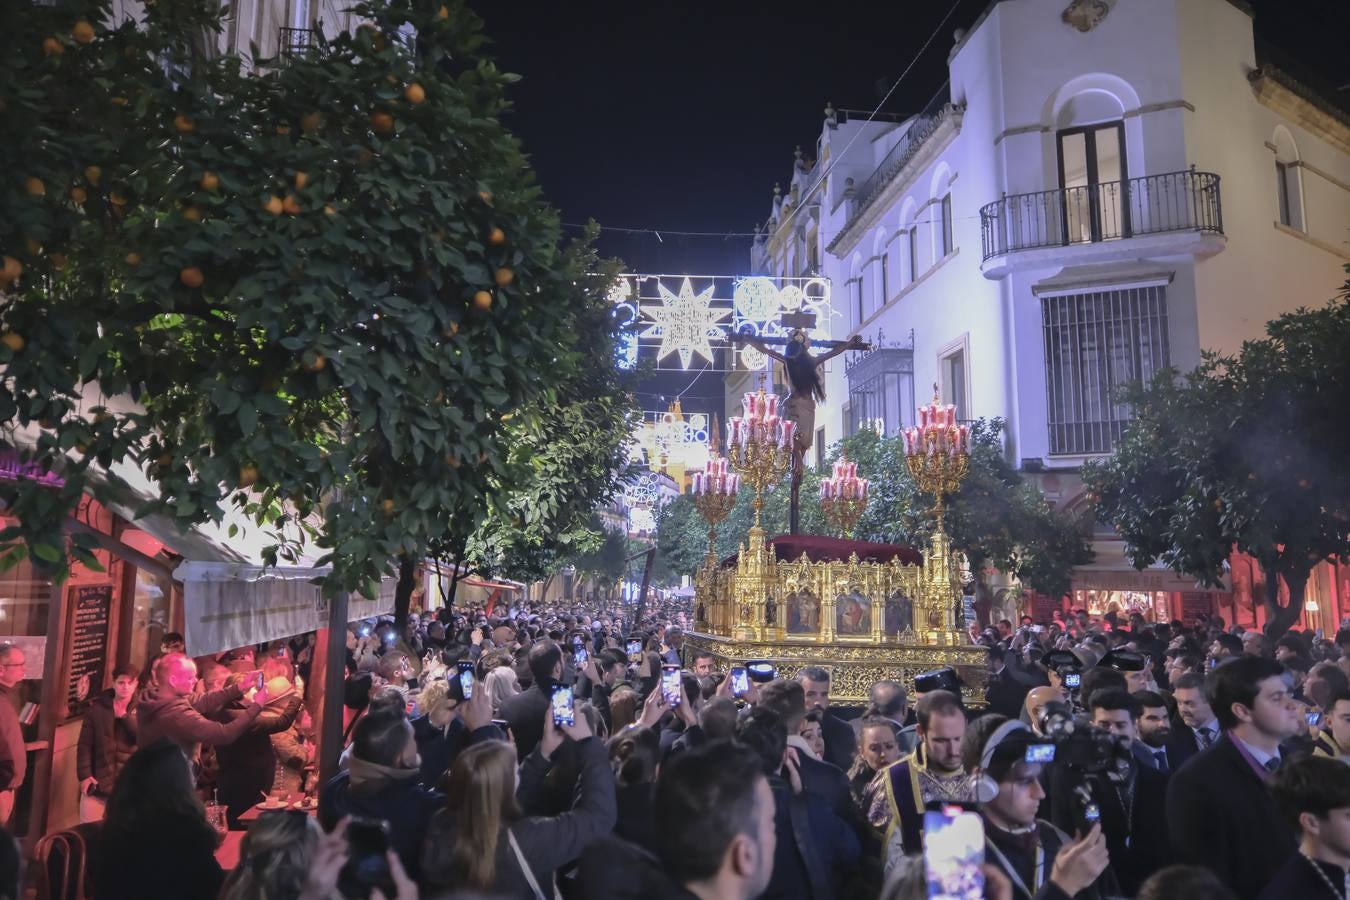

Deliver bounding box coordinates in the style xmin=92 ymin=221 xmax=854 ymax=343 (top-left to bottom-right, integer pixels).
xmin=215 ymin=831 xmax=245 ymax=871
xmin=238 ymin=800 xmax=320 ymax=823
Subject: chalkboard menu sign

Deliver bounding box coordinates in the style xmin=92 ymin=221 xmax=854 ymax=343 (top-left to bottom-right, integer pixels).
xmin=66 ymin=584 xmax=113 ymax=716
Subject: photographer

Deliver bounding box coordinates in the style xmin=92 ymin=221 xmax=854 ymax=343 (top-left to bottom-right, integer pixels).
xmin=1047 ymin=689 xmax=1171 ymax=894
xmin=965 ymin=715 xmax=1112 ymax=899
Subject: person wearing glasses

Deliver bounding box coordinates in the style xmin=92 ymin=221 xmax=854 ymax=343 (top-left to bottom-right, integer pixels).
xmin=0 ymin=644 xmax=25 ymax=827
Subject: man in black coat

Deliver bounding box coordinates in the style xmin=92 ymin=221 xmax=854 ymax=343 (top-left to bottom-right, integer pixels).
xmin=1166 ymin=671 xmax=1220 ymax=771
xmin=500 ymin=639 xmax=563 ymax=759
xmin=1167 ymin=657 xmax=1300 ymax=900
xmin=1260 ymin=755 xmax=1350 ymax=900
xmin=797 ymin=667 xmax=857 ymax=774
xmin=212 ymin=674 xmax=303 ymax=825
xmin=984 ymin=648 xmax=1031 ymax=720
xmin=1058 ymin=689 xmax=1171 ymax=895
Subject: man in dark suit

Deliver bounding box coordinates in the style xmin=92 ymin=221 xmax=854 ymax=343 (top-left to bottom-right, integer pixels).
xmin=1260 ymin=755 xmax=1350 ymax=900
xmin=1166 ymin=670 xmax=1219 ymax=771
xmin=1167 ymin=656 xmax=1300 ymax=900
xmin=499 ymin=639 xmax=563 ymax=759
xmin=797 ymin=666 xmax=857 ymax=773
xmin=1132 ymin=689 xmax=1176 ymax=774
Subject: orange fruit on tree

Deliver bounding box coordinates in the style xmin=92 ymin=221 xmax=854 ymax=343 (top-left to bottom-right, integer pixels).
xmin=370 ymin=111 xmax=394 ymax=134
xmin=199 ymin=171 xmax=219 ymax=191
xmin=24 ymin=239 xmax=42 ymax=256
xmin=276 ymin=123 xmax=290 ymax=136
xmin=404 ymin=83 xmax=426 ymax=105
xmin=182 ymin=205 xmax=201 ymax=222
xmin=323 ymin=205 xmax=336 ymax=216
xmin=381 ymin=499 xmax=396 ymax=516
xmin=437 ymin=5 xmax=449 ymax=20
xmin=84 ymin=165 xmax=102 ymax=186
xmin=179 ymin=266 xmax=204 ymax=288
xmin=110 ymin=96 xmax=128 ymax=106
xmin=72 ymin=21 xmax=95 ymax=44
xmin=1 ymin=256 xmax=22 ymax=284
xmin=294 ymin=171 xmax=309 ymax=189
xmin=494 ymin=267 xmax=514 ymax=287
xmin=174 ymin=114 xmax=195 ymax=133
xmin=23 ymin=177 xmax=45 ymax=196
xmin=238 ymin=464 xmax=259 ymax=487
xmin=0 ymin=333 xmax=25 ymax=353
xmin=478 ymin=190 xmax=493 ymax=205
xmin=49 ymin=253 xmax=66 ymax=268
xmin=125 ymin=252 xmax=141 ymax=266
xmin=443 ymin=321 xmax=459 ymax=337
xmin=302 ymin=352 xmax=326 ymax=372
xmin=488 ymin=227 xmax=506 ymax=246
xmin=263 ymin=195 xmax=284 ymax=216
xmin=42 ymin=37 xmax=63 ymax=57
xmin=69 ymin=186 xmax=87 ymax=204
xmin=300 ymin=111 xmax=323 ymax=133
xmin=108 ymin=192 xmax=126 ymax=207
xmin=282 ymin=196 xmax=301 ymax=215
xmin=473 ymin=290 xmax=493 ymax=311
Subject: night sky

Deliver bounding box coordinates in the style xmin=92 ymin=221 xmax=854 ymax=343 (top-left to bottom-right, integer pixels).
xmin=476 ymin=0 xmax=1350 ymax=420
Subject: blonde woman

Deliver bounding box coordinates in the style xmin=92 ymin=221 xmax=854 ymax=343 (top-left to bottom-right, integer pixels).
xmin=421 ymin=704 xmax=615 ymax=898
xmin=411 ymin=672 xmax=499 ymax=787
xmin=219 ymin=810 xmax=321 ymax=900
xmin=485 ymin=658 xmax=520 ymax=717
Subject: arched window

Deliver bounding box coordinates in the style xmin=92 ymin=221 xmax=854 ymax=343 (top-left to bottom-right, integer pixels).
xmin=1055 ymin=89 xmax=1127 ymax=244
xmin=1272 ymin=127 xmax=1303 ymax=231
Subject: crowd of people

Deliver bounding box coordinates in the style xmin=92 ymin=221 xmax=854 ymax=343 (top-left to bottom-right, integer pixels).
xmin=16 ymin=597 xmax=1350 ymax=900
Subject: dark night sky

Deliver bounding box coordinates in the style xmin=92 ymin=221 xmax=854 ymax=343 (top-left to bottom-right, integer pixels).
xmin=476 ymin=0 xmax=1350 ymax=419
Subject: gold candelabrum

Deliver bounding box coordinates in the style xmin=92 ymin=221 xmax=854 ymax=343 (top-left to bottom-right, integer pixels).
xmin=820 ymin=452 xmax=868 ymax=538
xmin=691 ymin=456 xmax=738 ymax=563
xmin=901 ymin=389 xmax=971 ymax=645
xmin=726 ymin=387 xmax=792 ymax=532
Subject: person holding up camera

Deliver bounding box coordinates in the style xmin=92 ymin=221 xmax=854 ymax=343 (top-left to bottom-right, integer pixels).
xmin=965 ymin=715 xmax=1113 ymax=900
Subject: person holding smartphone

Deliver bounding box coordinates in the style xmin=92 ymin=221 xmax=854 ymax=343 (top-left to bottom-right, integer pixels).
xmin=421 ymin=703 xmax=616 ymax=896
xmin=410 ymin=671 xmax=501 ymax=788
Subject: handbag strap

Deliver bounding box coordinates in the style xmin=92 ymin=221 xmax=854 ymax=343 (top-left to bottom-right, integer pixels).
xmin=507 ymin=827 xmax=554 ymax=900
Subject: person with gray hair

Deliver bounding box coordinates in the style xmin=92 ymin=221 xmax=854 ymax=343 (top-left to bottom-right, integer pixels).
xmin=0 ymin=644 xmax=25 ymax=826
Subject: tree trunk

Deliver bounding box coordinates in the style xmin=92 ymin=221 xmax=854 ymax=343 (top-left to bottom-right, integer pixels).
xmin=540 ymin=572 xmax=556 ymax=604
xmin=1260 ymin=557 xmax=1310 ymax=642
xmin=393 ymin=554 xmax=417 ymax=631
xmin=446 ymin=540 xmax=467 ymax=609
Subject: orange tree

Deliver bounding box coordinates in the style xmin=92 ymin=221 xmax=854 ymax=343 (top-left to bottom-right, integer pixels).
xmin=0 ymin=0 xmax=631 ymax=598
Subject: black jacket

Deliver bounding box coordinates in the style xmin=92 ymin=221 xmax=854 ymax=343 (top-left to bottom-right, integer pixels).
xmin=820 ymin=711 xmax=857 ymax=774
xmin=1049 ymin=760 xmax=1170 ymax=895
xmin=213 ymin=689 xmax=303 ymax=822
xmin=985 ymin=670 xmax=1030 ymax=720
xmin=95 ymin=815 xmax=222 ymax=900
xmin=501 ymin=682 xmax=553 ymax=760
xmin=762 ymin=775 xmax=861 ymax=900
xmin=422 ymin=735 xmax=617 ymax=899
xmin=1166 ymin=734 xmax=1297 ymax=900
xmin=1257 ymin=852 xmax=1348 ymax=900
xmin=76 ymin=691 xmax=137 ymax=796
xmin=411 ymin=716 xmax=503 ymax=787
xmin=1164 ymin=724 xmax=1202 ymax=771
xmin=319 ymin=767 xmax=443 ymax=879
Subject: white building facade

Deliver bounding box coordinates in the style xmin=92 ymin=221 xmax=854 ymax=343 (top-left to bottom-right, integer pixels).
xmin=755 ymin=0 xmax=1350 ymax=623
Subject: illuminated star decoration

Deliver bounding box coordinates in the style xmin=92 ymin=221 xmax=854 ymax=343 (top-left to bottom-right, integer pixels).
xmin=639 ymin=277 xmax=728 ymax=369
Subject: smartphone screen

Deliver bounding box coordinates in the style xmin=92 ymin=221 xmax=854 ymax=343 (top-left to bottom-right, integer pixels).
xmin=574 ymin=646 xmax=589 ymax=666
xmin=1064 ymin=672 xmax=1081 ymax=689
xmin=551 ymin=684 xmax=575 ymax=727
xmin=626 ymin=638 xmax=642 ymax=662
xmin=923 ymin=807 xmax=985 ymax=900
xmin=730 ymin=667 xmax=750 ymax=697
xmin=1307 ymin=710 xmax=1323 ymax=727
xmin=661 ymin=664 xmax=682 ymax=707
xmin=254 ymin=672 xmax=265 ymax=692
xmin=457 ymin=661 xmax=474 ymax=700
xmin=338 ymin=817 xmax=396 ymax=898
xmin=277 ymin=646 xmax=287 ymax=658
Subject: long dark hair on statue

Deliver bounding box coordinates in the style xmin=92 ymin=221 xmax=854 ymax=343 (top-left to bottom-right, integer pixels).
xmin=783 ymin=336 xmax=825 ymax=402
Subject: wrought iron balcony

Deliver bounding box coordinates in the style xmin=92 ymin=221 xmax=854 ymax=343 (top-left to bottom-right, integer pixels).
xmin=980 ymin=168 xmax=1223 ymax=261
xmin=279 ymin=26 xmax=315 ymax=59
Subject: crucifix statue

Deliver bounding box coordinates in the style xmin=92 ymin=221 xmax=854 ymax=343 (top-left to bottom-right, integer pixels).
xmin=731 ymin=307 xmax=870 ymax=534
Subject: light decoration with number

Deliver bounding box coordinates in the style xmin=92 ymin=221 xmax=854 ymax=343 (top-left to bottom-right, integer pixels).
xmin=819 ymin=453 xmax=868 ymax=537
xmin=608 ymin=277 xmax=640 ymax=369
xmin=639 ymin=277 xmax=727 ymax=369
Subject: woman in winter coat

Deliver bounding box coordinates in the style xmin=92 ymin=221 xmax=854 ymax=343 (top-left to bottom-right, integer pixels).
xmin=421 ymin=703 xmax=615 ymax=898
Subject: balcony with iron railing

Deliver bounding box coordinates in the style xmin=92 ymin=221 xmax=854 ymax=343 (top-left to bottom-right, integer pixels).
xmin=279 ymin=26 xmax=315 ymax=60
xmin=979 ymin=168 xmax=1225 ymax=276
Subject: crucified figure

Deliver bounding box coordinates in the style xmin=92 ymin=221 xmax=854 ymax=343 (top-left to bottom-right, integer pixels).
xmin=733 ymin=329 xmax=868 ymax=477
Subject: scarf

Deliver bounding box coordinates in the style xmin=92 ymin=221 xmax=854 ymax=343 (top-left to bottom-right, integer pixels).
xmin=347 ymin=755 xmax=422 ymax=789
